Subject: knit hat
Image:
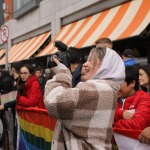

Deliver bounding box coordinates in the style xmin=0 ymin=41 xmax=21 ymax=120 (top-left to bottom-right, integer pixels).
xmin=122 ymin=49 xmax=134 ymax=58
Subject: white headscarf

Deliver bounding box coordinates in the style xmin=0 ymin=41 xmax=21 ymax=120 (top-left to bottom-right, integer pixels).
xmin=91 ymin=48 xmax=125 ymax=84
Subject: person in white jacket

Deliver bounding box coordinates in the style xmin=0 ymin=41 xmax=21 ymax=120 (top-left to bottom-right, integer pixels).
xmin=44 ymin=47 xmax=125 ymax=150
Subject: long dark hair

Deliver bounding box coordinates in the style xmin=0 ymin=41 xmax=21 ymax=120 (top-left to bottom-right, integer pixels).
xmin=17 ymin=64 xmax=34 ymax=95
xmin=139 ymin=65 xmax=150 ymax=93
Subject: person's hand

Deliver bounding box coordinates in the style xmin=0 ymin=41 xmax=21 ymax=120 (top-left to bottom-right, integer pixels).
xmin=138 ymin=127 xmax=150 ymax=144
xmin=0 ymin=105 xmax=4 ymax=110
xmin=123 ymin=111 xmax=133 ymax=120
xmin=51 ymin=57 xmax=71 ymax=77
xmin=52 ymin=56 xmax=61 ymax=65
xmin=50 ymin=56 xmax=61 ymax=74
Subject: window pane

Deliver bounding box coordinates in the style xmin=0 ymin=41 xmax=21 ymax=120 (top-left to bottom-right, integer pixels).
xmin=23 ymin=0 xmax=32 ymax=6
xmin=13 ymin=0 xmax=33 ymax=11
xmin=13 ymin=0 xmax=23 ymax=11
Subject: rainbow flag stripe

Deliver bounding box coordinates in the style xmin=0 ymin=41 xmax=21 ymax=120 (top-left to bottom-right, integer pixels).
xmin=16 ymin=106 xmax=56 ymax=150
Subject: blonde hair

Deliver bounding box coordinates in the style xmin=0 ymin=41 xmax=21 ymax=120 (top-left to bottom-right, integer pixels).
xmin=90 ymin=47 xmax=106 ymax=66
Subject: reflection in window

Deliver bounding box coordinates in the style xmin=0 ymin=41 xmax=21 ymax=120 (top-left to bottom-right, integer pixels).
xmin=13 ymin=0 xmax=32 ymax=11
xmin=23 ymin=0 xmax=32 ymax=5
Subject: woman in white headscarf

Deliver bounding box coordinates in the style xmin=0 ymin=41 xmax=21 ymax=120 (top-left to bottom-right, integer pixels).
xmin=44 ymin=47 xmax=125 ymax=150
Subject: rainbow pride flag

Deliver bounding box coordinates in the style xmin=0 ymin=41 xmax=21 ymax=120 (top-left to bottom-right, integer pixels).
xmin=16 ymin=106 xmax=56 ymax=150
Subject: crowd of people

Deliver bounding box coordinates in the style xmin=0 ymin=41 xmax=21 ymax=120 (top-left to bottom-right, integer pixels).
xmin=0 ymin=37 xmax=150 ymax=150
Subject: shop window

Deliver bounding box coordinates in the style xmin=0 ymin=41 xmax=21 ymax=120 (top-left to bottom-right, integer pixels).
xmin=13 ymin=0 xmax=41 ymax=19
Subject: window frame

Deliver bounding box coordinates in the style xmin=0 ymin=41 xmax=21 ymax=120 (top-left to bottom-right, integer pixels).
xmin=13 ymin=0 xmax=41 ymax=19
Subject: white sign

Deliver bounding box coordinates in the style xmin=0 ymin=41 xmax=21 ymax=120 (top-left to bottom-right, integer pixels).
xmin=1 ymin=25 xmax=9 ymax=43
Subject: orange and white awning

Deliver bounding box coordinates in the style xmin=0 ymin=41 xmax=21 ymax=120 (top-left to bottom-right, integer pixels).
xmin=0 ymin=49 xmax=5 ymax=58
xmin=0 ymin=31 xmax=51 ymax=65
xmin=37 ymin=0 xmax=150 ymax=57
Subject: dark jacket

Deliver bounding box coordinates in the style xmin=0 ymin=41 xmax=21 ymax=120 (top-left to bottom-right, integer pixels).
xmin=3 ymin=77 xmax=19 ymax=109
xmin=0 ymin=71 xmax=17 ymax=148
xmin=72 ymin=64 xmax=82 ymax=87
xmin=0 ymin=70 xmax=14 ymax=94
xmin=38 ymin=77 xmax=46 ymax=95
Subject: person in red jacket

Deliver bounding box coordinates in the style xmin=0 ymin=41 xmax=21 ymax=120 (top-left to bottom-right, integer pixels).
xmin=114 ymin=67 xmax=150 ymax=130
xmin=17 ymin=64 xmax=45 ymax=109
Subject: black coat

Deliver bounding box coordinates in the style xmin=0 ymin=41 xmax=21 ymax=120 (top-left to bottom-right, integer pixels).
xmin=0 ymin=70 xmax=17 ymax=149
xmin=0 ymin=70 xmax=14 ymax=94
xmin=72 ymin=64 xmax=82 ymax=87
xmin=38 ymin=77 xmax=46 ymax=95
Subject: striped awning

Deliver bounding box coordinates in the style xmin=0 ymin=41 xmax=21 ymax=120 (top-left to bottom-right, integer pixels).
xmin=0 ymin=49 xmax=5 ymax=58
xmin=37 ymin=0 xmax=150 ymax=57
xmin=0 ymin=31 xmax=51 ymax=65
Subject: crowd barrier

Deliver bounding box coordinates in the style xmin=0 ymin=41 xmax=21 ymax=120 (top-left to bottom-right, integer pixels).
xmin=16 ymin=106 xmax=56 ymax=150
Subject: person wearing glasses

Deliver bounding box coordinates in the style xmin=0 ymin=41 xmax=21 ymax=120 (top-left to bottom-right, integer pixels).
xmin=17 ymin=64 xmax=45 ymax=109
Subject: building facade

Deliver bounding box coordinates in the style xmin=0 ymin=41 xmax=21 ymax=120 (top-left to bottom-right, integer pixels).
xmin=0 ymin=0 xmax=150 ymax=69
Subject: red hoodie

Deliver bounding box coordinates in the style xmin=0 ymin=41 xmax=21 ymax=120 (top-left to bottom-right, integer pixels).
xmin=17 ymin=75 xmax=46 ymax=109
xmin=114 ymin=90 xmax=150 ymax=130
